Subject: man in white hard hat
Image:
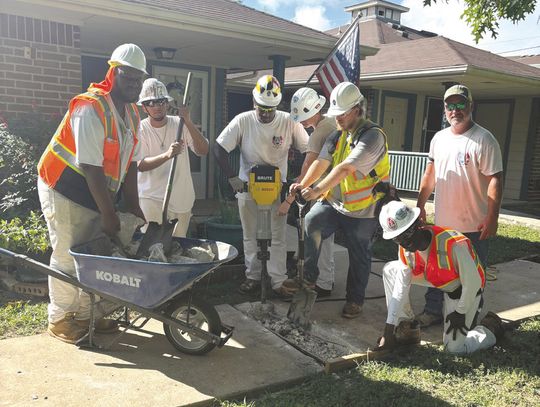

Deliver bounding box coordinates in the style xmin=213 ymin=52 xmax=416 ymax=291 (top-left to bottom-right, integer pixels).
xmin=137 ymin=78 xmax=208 ymax=237
xmin=277 ymin=87 xmax=337 ymax=297
xmin=37 ymin=43 xmax=147 ymax=344
xmin=213 ymin=75 xmax=309 ymax=297
xmin=415 ymin=84 xmax=503 ymax=329
xmin=285 ymin=81 xmax=390 ymax=319
xmin=374 ymin=200 xmax=504 ymax=354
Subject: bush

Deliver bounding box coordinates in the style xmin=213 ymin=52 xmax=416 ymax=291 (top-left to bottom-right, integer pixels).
xmin=0 ymin=114 xmax=60 ymax=219
xmin=0 ymin=211 xmax=50 ymax=256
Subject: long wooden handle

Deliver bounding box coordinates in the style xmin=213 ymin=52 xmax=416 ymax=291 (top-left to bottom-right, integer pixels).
xmin=161 ymin=72 xmax=192 ymax=224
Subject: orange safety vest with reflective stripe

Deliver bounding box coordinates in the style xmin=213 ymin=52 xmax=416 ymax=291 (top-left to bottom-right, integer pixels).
xmin=398 ymin=225 xmax=486 ymax=289
xmin=37 ymin=91 xmax=140 ymax=211
xmin=328 ymin=122 xmax=390 ymax=211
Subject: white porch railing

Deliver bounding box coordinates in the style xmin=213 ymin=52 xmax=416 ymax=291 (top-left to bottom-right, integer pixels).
xmin=388 ymin=151 xmax=429 ymax=192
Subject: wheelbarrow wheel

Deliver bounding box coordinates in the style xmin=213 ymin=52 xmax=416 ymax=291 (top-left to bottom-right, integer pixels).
xmin=163 ymin=296 xmax=222 ymax=355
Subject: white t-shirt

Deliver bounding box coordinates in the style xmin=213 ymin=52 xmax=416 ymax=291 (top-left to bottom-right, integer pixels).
xmin=137 ymin=116 xmax=195 ymax=213
xmin=73 ymin=94 xmax=141 ymax=194
xmin=429 ymin=123 xmax=503 ymax=233
xmin=216 ymin=110 xmax=308 ymax=182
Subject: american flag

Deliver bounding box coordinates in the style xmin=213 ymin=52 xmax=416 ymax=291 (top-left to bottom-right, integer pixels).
xmin=315 ymin=21 xmax=360 ymax=98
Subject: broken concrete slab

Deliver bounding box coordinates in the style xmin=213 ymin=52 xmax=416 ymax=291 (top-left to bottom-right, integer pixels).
xmin=0 ymin=304 xmax=321 ymax=407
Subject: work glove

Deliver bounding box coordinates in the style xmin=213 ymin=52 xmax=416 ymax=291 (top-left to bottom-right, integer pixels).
xmin=445 ymin=311 xmax=469 ymax=340
xmin=228 ymin=176 xmax=245 ymax=193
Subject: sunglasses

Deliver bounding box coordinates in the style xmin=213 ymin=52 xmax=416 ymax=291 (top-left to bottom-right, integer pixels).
xmin=256 ymin=105 xmax=277 ymax=113
xmin=143 ymin=98 xmax=168 ymax=107
xmin=445 ymin=102 xmax=467 ymax=111
xmin=392 ymin=223 xmax=417 ymax=246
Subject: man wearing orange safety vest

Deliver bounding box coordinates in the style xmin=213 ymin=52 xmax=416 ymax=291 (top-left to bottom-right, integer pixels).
xmin=37 ymin=43 xmax=147 ymax=344
xmin=286 ymin=82 xmax=391 ymax=319
xmin=375 ymin=201 xmax=504 ymax=354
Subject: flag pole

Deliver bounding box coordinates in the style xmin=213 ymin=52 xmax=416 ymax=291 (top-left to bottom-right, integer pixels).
xmin=305 ymin=15 xmax=362 ymax=86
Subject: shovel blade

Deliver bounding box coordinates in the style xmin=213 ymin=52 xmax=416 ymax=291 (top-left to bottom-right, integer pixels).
xmin=135 ymin=219 xmax=178 ymax=258
xmin=287 ymin=288 xmax=317 ymax=330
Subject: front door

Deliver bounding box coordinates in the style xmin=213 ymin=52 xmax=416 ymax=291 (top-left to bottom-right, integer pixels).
xmin=152 ymin=66 xmax=208 ymax=199
xmin=422 ymin=97 xmax=444 ymax=152
xmin=383 ymin=96 xmax=408 ymax=150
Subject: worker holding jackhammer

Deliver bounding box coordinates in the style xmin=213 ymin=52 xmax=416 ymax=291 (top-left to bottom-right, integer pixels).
xmin=213 ymin=75 xmax=308 ymax=298
xmin=375 ymin=201 xmax=504 ymax=354
xmin=277 ymin=87 xmax=337 ymax=298
xmin=284 ymin=82 xmax=391 ymax=319
xmin=37 ymin=44 xmax=147 ymax=344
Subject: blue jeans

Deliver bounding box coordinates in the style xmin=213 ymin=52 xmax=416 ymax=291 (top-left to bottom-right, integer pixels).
xmin=304 ymin=201 xmax=379 ymax=304
xmin=424 ymin=232 xmax=489 ymax=316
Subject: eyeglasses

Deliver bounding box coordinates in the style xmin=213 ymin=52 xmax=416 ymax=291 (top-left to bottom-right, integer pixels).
xmin=143 ymin=98 xmax=168 ymax=107
xmin=445 ymin=102 xmax=467 ymax=111
xmin=256 ymin=105 xmax=277 ymax=113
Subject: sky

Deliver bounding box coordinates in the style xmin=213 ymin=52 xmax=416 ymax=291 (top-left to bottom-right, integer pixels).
xmin=240 ymin=0 xmax=540 ymax=56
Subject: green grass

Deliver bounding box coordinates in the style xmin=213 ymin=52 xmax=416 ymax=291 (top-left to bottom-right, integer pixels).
xmin=0 ymin=299 xmax=47 ymax=339
xmin=221 ymin=318 xmax=540 ymax=407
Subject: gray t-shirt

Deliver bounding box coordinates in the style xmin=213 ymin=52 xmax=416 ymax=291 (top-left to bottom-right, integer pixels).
xmin=319 ymin=119 xmax=387 ymax=218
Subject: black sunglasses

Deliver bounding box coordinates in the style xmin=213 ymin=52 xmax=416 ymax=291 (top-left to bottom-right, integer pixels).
xmin=143 ymin=98 xmax=168 ymax=107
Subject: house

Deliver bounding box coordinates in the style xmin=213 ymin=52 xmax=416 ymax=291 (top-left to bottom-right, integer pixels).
xmin=0 ymin=0 xmax=379 ymax=200
xmin=228 ymin=1 xmax=540 ymax=202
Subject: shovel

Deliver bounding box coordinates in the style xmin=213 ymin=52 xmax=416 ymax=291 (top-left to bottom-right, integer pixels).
xmin=136 ymin=72 xmax=193 ymax=259
xmin=287 ymin=193 xmax=317 ymax=329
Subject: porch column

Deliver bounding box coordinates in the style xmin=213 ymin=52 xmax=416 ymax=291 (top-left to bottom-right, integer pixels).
xmin=269 ymin=55 xmax=290 ymax=89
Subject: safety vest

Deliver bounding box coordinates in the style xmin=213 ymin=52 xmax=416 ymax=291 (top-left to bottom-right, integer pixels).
xmin=398 ymin=225 xmax=486 ymax=289
xmin=328 ymin=121 xmax=390 ymax=211
xmin=37 ymin=91 xmax=140 ymax=210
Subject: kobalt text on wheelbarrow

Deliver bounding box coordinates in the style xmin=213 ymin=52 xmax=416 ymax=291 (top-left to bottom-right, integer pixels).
xmin=0 ymin=235 xmax=238 ymax=356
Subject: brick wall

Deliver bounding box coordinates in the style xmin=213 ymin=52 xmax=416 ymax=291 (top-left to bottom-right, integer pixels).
xmin=0 ymin=13 xmax=81 ymax=119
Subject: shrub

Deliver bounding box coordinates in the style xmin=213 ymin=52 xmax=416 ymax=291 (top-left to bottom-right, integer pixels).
xmin=0 ymin=211 xmax=50 ymax=255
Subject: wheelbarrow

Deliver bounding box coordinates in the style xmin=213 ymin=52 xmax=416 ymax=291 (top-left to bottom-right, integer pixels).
xmin=0 ymin=235 xmax=238 ymax=356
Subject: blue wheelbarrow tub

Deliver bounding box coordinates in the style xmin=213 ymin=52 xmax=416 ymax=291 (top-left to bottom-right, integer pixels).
xmin=69 ymin=236 xmax=238 ymax=309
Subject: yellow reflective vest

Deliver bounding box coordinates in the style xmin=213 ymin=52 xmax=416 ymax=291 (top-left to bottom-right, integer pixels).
xmin=328 ymin=122 xmax=390 ymax=212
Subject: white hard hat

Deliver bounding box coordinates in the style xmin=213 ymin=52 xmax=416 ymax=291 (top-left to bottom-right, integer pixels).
xmin=290 ymin=88 xmax=326 ymax=122
xmin=379 ymin=201 xmax=420 ymax=240
xmin=137 ymin=78 xmax=174 ymax=105
xmin=326 ymin=82 xmax=364 ymax=116
xmin=108 ymin=43 xmax=147 ymax=74
xmin=252 ymin=75 xmax=282 ymax=107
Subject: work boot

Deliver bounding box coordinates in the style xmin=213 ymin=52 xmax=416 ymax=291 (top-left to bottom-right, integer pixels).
xmin=342 ymin=302 xmax=362 ymax=319
xmin=314 ymin=286 xmax=332 ymax=298
xmin=282 ymin=278 xmax=315 ymax=293
xmin=415 ymin=311 xmax=443 ymax=328
xmin=238 ymin=278 xmax=260 ymax=294
xmin=480 ymin=311 xmax=505 ymax=342
xmin=395 ymin=320 xmax=421 ymax=345
xmin=47 ymin=312 xmax=88 ymax=344
xmin=75 ymin=318 xmax=119 ymax=334
xmin=272 ymin=285 xmax=294 ymax=299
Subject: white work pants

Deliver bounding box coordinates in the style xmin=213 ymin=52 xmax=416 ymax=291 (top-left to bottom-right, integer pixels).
xmin=38 ymin=179 xmax=104 ymax=323
xmin=237 ymin=192 xmax=287 ymax=289
xmin=383 ymin=260 xmax=496 ymax=354
xmin=139 ymin=197 xmax=191 ymax=237
xmin=316 ymin=235 xmax=335 ymax=290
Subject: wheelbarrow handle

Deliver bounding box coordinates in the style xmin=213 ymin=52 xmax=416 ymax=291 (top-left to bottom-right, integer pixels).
xmin=295 ymin=191 xmax=308 ymax=218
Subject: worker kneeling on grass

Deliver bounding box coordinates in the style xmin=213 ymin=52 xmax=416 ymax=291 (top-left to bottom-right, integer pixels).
xmin=375 ymin=200 xmax=504 ymax=354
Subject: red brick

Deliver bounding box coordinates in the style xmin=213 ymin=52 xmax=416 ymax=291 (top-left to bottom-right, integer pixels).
xmin=34 ymin=59 xmax=59 ymax=68
xmin=42 ymin=68 xmax=64 ymax=76
xmin=58 ymin=23 xmax=65 ymax=46
xmin=65 ymin=25 xmax=73 ymax=46
xmin=3 ymin=38 xmax=30 ymax=47
xmin=42 ymin=20 xmax=50 ymax=43
xmin=33 ymin=75 xmax=58 ymax=83
xmin=61 ymin=62 xmax=80 ymax=70
xmin=68 ymin=86 xmax=81 ymax=94
xmin=73 ymin=40 xmax=80 ymax=48
xmin=34 ymin=90 xmax=59 ymax=98
xmin=40 ymin=106 xmax=64 ymax=114
xmin=16 ymin=80 xmax=41 ymax=89
xmin=5 ymin=55 xmax=32 ymax=65
xmin=1 ymin=94 xmax=16 ymax=102
xmin=6 ymin=71 xmax=31 ymax=80
xmin=68 ymin=70 xmax=81 ymax=79
xmin=0 ymin=78 xmax=13 ymax=87
xmin=0 ymin=62 xmax=15 ymax=71
xmin=34 ymin=43 xmax=58 ymax=52
xmin=42 ymin=98 xmax=68 ymax=107
xmin=1 ymin=14 xmax=8 ymax=37
xmin=15 ymin=96 xmax=37 ymax=104
xmin=41 ymin=52 xmax=66 ymax=62
xmin=10 ymin=104 xmax=34 ymax=112
xmin=63 ymin=78 xmax=81 ymax=86
xmin=16 ymin=64 xmax=41 ymax=74
xmin=43 ymin=83 xmax=67 ymax=92
xmin=14 ymin=48 xmax=24 ymax=57
xmin=0 ymin=46 xmax=14 ymax=55
xmin=8 ymin=15 xmax=16 ymax=38
xmin=68 ymin=55 xmax=81 ymax=63
xmin=6 ymin=88 xmax=33 ymax=96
